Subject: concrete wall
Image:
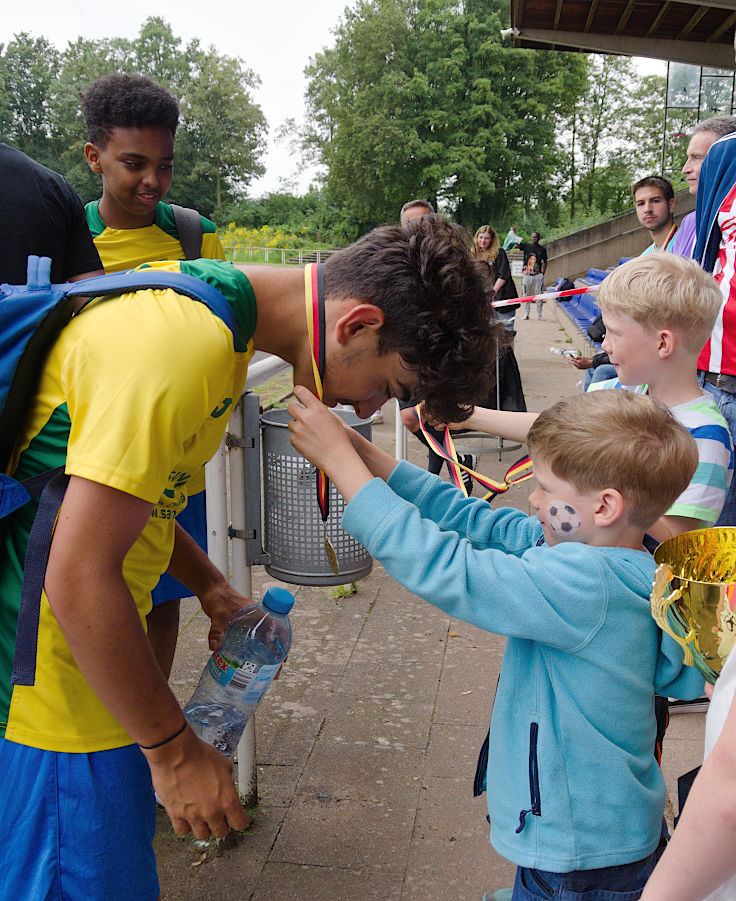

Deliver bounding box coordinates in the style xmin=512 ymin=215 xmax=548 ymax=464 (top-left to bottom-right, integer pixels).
xmin=544 ymin=191 xmax=696 ymax=284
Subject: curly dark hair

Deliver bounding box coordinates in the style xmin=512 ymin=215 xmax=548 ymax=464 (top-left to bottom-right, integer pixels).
xmin=81 ymin=74 xmax=179 ymax=147
xmin=324 ymin=215 xmax=505 ymax=423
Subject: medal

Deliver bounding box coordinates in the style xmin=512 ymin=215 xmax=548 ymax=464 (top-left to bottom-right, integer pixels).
xmin=304 ymin=263 xmax=340 ymax=576
xmin=413 ymin=405 xmax=534 ymax=501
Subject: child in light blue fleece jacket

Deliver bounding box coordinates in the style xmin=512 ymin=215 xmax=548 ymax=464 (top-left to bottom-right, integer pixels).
xmin=288 ymin=387 xmax=707 ymax=900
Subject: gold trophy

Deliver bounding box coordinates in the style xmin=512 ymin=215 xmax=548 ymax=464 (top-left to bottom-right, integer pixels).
xmin=650 ymin=528 xmax=736 ymax=684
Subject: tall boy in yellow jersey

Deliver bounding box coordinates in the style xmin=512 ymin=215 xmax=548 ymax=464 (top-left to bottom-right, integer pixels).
xmin=81 ymin=73 xmax=226 ymax=680
xmin=0 ymin=216 xmax=502 ymax=900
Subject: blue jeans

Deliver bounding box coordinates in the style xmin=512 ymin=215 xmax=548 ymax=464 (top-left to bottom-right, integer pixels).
xmin=583 ymin=363 xmax=617 ymax=392
xmin=513 ymin=854 xmax=657 ymax=900
xmin=511 ymin=823 xmax=667 ymax=900
xmin=699 ymin=374 xmax=736 ymax=526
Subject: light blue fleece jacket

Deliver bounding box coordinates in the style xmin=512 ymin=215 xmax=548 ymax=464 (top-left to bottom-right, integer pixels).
xmin=342 ymin=461 xmax=704 ymax=873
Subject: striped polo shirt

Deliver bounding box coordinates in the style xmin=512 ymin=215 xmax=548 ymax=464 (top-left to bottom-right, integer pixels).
xmin=589 ymin=379 xmax=733 ymax=524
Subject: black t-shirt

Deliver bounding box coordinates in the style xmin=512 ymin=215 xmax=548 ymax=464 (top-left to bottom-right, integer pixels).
xmin=0 ymin=143 xmax=102 ymax=285
xmin=519 ymin=242 xmax=547 ymax=276
xmin=489 ymin=248 xmax=518 ymax=301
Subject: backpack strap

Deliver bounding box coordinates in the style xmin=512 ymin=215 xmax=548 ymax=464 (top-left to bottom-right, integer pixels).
xmin=66 ymin=269 xmax=236 ymax=338
xmin=11 ymin=467 xmax=69 ymax=686
xmin=170 ymin=205 xmax=203 ymax=260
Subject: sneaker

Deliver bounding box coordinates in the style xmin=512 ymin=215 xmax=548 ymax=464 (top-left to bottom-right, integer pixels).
xmin=369 ymin=408 xmax=384 ymax=424
xmin=523 ymin=314 xmax=529 ymax=320
xmin=459 ymin=453 xmax=478 ymax=496
xmin=483 ymin=892 xmax=512 ymax=901
xmin=668 ymin=697 xmax=709 ymax=714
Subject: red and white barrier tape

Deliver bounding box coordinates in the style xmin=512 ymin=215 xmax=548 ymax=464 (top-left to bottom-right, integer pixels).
xmin=491 ymin=283 xmax=600 ymax=309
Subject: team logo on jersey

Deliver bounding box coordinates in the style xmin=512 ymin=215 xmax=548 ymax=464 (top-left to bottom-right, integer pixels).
xmin=211 ymin=398 xmax=233 ymax=419
xmin=163 ymin=471 xmax=190 ymax=500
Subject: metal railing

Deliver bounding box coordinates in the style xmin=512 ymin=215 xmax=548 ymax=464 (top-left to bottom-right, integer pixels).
xmin=222 ymin=246 xmax=341 ymax=265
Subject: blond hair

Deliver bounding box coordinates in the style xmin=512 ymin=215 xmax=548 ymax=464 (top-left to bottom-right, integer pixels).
xmin=472 ymin=225 xmax=500 ymax=262
xmin=597 ymin=254 xmax=722 ymax=353
xmin=526 ymin=391 xmax=698 ymax=528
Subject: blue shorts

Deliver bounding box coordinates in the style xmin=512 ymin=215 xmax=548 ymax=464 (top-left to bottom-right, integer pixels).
xmin=151 ymin=489 xmax=207 ymax=606
xmin=0 ymin=737 xmax=159 ymax=901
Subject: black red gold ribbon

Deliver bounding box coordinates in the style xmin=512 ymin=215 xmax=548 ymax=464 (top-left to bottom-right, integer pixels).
xmin=304 ymin=264 xmax=329 ymax=519
xmin=414 ymin=406 xmax=533 ymax=501
xmin=304 ymin=263 xmax=339 ymax=574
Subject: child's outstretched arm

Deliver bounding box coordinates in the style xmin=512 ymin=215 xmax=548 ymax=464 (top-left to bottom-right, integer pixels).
xmin=287 ymin=386 xmax=393 ymax=499
xmin=446 ymin=406 xmax=538 ymax=443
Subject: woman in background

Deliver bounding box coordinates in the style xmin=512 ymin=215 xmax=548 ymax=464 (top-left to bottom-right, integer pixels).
xmin=472 ymin=225 xmax=519 ymax=336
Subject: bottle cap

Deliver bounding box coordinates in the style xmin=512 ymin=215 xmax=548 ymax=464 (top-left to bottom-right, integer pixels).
xmin=262 ymin=586 xmax=295 ymax=615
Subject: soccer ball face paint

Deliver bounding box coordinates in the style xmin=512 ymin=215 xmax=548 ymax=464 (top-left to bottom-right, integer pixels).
xmin=529 ymin=459 xmax=597 ymax=546
xmin=545 ymin=501 xmax=582 ymax=539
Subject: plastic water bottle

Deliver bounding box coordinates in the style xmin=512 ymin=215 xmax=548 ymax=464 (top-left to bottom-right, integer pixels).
xmin=183 ymin=587 xmax=294 ymax=757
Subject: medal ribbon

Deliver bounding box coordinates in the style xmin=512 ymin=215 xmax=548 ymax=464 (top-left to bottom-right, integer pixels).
xmin=304 ymin=263 xmax=330 ymax=522
xmin=654 ymin=222 xmax=678 ymax=253
xmin=414 ymin=406 xmax=533 ymax=501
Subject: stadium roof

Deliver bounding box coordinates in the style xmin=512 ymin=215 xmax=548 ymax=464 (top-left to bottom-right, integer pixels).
xmin=509 ymin=0 xmax=736 ymax=69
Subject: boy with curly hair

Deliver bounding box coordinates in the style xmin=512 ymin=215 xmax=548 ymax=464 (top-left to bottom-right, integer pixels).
xmin=81 ymin=73 xmax=224 ymax=269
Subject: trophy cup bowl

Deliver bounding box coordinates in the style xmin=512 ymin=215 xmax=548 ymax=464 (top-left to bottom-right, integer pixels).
xmin=651 ymin=528 xmax=736 ymax=684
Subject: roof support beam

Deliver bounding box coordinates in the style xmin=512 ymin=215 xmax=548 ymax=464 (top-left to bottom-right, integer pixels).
xmin=584 ymin=0 xmax=599 ymax=33
xmin=646 ymin=1 xmax=673 ymax=38
xmin=514 ymin=28 xmax=736 ymax=69
xmin=553 ymin=0 xmax=564 ymax=30
xmin=614 ymin=0 xmax=637 ymax=35
xmin=667 ymin=0 xmax=736 ymax=10
xmin=710 ymin=10 xmax=736 ymax=42
xmin=678 ymin=5 xmax=711 ymax=40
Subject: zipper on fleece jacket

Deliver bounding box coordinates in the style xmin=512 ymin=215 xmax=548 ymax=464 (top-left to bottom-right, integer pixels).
xmin=516 ymin=721 xmax=541 ymax=833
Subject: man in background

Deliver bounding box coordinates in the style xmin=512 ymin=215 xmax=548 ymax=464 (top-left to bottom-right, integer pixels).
xmin=519 ymin=232 xmax=547 ymax=319
xmin=633 ymin=176 xmax=678 ymax=254
xmin=672 ymin=115 xmax=736 ymax=258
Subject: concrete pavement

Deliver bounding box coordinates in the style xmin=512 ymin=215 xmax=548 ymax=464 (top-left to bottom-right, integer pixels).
xmin=155 ymin=302 xmax=706 ymax=900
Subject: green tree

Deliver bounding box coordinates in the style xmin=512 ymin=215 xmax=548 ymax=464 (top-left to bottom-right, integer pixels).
xmin=173 ymin=48 xmax=267 ymax=212
xmin=304 ymin=0 xmax=588 ymax=237
xmin=0 ymin=33 xmax=60 ymax=166
xmin=555 ymin=59 xmax=670 ymax=223
xmin=624 ymin=73 xmax=667 ymax=177
xmin=0 ymin=19 xmax=267 ymax=217
xmin=132 ymin=17 xmax=191 ymax=93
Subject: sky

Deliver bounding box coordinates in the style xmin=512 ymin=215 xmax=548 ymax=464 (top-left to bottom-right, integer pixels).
xmin=1 ymin=0 xmax=351 ymax=195
xmin=2 ymin=2 xmax=668 ymax=197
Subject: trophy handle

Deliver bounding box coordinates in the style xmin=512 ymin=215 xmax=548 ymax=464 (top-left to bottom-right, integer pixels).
xmin=650 ymin=563 xmax=696 ymax=668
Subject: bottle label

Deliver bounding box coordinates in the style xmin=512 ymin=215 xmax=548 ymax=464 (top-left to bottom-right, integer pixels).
xmin=207 ymin=650 xmax=281 ymax=705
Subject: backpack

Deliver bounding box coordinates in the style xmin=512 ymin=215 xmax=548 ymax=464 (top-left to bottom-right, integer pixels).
xmin=170 ymin=204 xmax=204 ymax=260
xmin=0 ymin=256 xmax=236 ymax=685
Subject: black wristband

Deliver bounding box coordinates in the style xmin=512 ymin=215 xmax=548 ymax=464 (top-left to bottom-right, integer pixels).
xmin=138 ymin=720 xmax=187 ymax=750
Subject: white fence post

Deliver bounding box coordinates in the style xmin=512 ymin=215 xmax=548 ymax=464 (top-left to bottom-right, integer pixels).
xmin=227 ymin=397 xmax=258 ymax=805
xmin=205 ymin=434 xmax=228 ymax=577
xmin=204 ymin=411 xmax=258 ymax=806
xmin=394 ymin=398 xmax=407 ymax=460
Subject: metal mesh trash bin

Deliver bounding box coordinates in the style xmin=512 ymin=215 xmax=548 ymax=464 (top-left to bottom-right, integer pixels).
xmin=261 ymin=408 xmax=373 ymax=586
